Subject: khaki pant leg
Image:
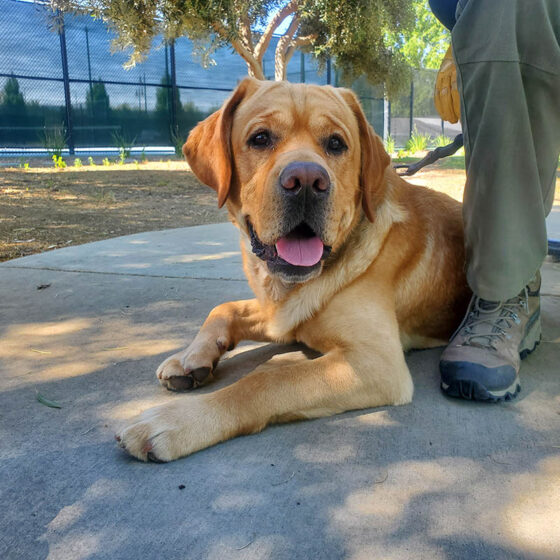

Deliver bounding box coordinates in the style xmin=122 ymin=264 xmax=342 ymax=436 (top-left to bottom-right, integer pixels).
xmin=452 ymin=0 xmax=560 ymax=301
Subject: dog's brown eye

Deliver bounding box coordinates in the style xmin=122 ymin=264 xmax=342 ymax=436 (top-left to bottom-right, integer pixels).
xmin=326 ymin=135 xmax=347 ymax=155
xmin=249 ymin=130 xmax=272 ymax=149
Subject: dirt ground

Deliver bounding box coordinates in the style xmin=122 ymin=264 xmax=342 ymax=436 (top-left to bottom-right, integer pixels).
xmin=1 ymin=158 xmax=559 ymax=262
xmin=0 ymin=161 xmax=228 ymax=262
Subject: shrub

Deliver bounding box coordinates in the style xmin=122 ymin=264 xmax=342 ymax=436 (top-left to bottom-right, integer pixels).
xmin=434 ymin=134 xmax=453 ymax=147
xmin=112 ymin=130 xmax=136 ymax=164
xmin=18 ymin=158 xmax=30 ymax=170
xmin=384 ymin=135 xmax=395 ymax=155
xmin=170 ymin=128 xmax=186 ymax=157
xmin=405 ymin=128 xmax=430 ymax=153
xmin=52 ymin=154 xmax=67 ymax=169
xmin=41 ymin=126 xmax=67 ymax=158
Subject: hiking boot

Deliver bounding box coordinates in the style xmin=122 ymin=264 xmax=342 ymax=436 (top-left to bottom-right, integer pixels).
xmin=440 ymin=273 xmax=541 ymax=402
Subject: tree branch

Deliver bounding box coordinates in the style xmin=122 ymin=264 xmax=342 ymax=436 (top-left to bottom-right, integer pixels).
xmin=255 ymin=0 xmax=298 ymax=64
xmin=291 ymin=34 xmax=317 ymax=48
xmin=239 ymin=12 xmax=254 ymax=52
xmin=283 ymin=34 xmax=316 ymax=74
xmin=284 ymin=45 xmax=297 ymax=68
xmin=275 ymin=14 xmax=300 ymax=80
xmin=212 ymin=21 xmax=265 ymax=79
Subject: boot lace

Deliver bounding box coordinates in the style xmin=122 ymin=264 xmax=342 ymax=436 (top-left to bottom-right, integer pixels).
xmin=459 ymin=289 xmax=529 ymax=351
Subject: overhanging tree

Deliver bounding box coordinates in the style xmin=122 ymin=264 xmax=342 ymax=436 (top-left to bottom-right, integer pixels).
xmin=388 ymin=0 xmax=450 ymax=70
xmin=50 ymin=0 xmax=414 ymax=96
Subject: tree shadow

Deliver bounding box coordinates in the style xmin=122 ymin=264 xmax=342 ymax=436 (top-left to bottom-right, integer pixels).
xmin=1 ymin=265 xmax=559 ymax=559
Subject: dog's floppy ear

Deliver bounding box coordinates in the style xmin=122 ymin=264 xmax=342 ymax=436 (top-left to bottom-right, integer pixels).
xmin=183 ymin=78 xmax=259 ymax=207
xmin=339 ymin=88 xmax=390 ymax=222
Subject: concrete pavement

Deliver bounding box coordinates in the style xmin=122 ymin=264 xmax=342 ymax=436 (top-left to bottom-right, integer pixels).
xmin=547 ymin=204 xmax=560 ymax=240
xmin=1 ymin=223 xmax=559 ymax=560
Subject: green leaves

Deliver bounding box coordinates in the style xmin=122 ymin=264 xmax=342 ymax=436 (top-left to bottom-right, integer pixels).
xmin=51 ymin=0 xmax=425 ymax=96
xmin=297 ymin=0 xmax=413 ymax=95
xmin=387 ymin=0 xmax=450 ymax=70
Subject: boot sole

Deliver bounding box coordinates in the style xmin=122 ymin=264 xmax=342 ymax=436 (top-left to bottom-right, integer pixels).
xmin=440 ymin=314 xmax=541 ymax=403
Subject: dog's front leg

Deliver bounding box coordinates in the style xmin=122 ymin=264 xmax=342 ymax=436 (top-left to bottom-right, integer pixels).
xmin=116 ymin=338 xmax=413 ymax=462
xmin=157 ymin=298 xmax=273 ymax=391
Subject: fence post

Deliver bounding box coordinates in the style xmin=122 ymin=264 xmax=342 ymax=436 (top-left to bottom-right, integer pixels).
xmin=326 ymin=57 xmax=332 ymax=85
xmin=169 ymin=39 xmax=178 ymax=139
xmin=57 ymin=11 xmax=75 ymax=155
xmin=409 ymin=78 xmax=414 ymax=139
xmin=383 ymin=97 xmax=389 ymax=142
xmin=300 ymin=52 xmax=305 ymax=83
xmin=387 ymin=100 xmax=392 ymax=141
xmin=85 ymin=26 xmax=93 ymax=113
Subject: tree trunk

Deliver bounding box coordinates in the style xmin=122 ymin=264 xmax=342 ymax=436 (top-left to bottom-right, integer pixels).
xmin=275 ymin=52 xmax=287 ymax=81
xmin=274 ymin=15 xmax=300 ymax=81
xmin=246 ymin=60 xmax=265 ymax=80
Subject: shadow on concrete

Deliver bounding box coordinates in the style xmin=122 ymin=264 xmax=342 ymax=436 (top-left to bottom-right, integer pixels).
xmin=1 ymin=248 xmax=559 ymax=559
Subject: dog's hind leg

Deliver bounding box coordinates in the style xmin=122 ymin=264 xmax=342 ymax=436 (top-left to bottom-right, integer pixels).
xmin=157 ymin=298 xmax=273 ymax=391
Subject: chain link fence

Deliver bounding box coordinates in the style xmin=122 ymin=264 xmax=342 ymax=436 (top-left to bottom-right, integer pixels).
xmin=0 ymin=0 xmax=242 ymax=154
xmin=388 ymin=67 xmax=461 ymax=149
xmin=0 ymin=1 xmax=453 ymax=157
xmin=0 ymin=0 xmax=388 ymax=157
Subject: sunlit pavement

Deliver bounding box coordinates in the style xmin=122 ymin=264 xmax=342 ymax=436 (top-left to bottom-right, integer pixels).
xmin=1 ymin=223 xmax=559 ymax=560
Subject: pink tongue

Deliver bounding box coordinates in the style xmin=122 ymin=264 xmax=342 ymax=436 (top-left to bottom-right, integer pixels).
xmin=276 ymin=235 xmax=324 ymax=267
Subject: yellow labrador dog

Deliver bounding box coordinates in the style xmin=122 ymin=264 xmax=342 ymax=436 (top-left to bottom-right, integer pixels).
xmin=116 ymin=78 xmax=471 ymax=462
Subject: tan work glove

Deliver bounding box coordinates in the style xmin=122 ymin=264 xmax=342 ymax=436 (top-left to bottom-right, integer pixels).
xmin=434 ymin=44 xmax=461 ymax=124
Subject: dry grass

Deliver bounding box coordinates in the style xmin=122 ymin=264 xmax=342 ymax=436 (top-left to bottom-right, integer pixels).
xmin=1 ymin=158 xmax=558 ymax=262
xmin=0 ymin=161 xmax=227 ymax=262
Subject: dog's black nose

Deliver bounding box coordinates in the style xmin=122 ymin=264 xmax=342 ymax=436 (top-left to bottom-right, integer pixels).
xmin=279 ymin=162 xmax=330 ymax=195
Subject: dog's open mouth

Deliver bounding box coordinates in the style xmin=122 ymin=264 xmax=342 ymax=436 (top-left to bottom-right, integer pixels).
xmin=247 ymin=220 xmax=331 ymax=277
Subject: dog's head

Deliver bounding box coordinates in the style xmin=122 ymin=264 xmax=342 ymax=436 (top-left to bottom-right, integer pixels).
xmin=184 ymin=78 xmax=390 ymax=283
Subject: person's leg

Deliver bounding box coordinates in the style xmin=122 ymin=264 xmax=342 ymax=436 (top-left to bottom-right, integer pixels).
xmin=440 ymin=0 xmax=560 ymax=401
xmin=455 ymin=0 xmax=560 ymax=299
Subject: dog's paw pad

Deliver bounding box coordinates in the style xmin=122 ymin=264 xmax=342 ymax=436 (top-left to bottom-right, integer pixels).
xmin=191 ymin=366 xmax=212 ymax=382
xmin=161 ymin=366 xmax=214 ymax=392
xmin=165 ymin=375 xmax=195 ymax=392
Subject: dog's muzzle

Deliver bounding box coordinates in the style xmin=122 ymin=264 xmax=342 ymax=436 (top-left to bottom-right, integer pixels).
xmin=247 ymin=161 xmax=333 ymax=282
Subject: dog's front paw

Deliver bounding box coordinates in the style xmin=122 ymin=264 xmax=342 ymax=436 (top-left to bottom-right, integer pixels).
xmin=115 ymin=398 xmax=222 ymax=462
xmin=156 ymin=335 xmax=229 ymax=392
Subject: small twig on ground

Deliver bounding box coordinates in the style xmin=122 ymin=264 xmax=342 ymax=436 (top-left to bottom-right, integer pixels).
xmin=80 ymin=425 xmax=96 ymax=435
xmin=8 ymin=371 xmax=34 ymax=379
xmin=235 ymin=534 xmax=256 ymax=551
xmin=374 ymin=472 xmax=389 ymax=484
xmin=271 ymin=471 xmax=295 ymax=486
xmin=489 ymin=454 xmax=510 ymax=465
